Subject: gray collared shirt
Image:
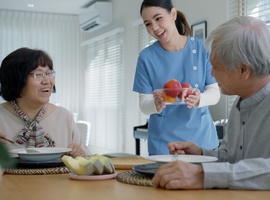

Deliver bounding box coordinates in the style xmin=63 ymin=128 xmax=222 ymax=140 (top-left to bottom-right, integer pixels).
xmin=202 ymin=82 xmax=270 ymax=190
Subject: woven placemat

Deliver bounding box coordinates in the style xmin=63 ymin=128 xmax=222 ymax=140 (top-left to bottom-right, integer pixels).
xmin=116 ymin=171 xmax=153 ymax=187
xmin=3 ymin=166 xmax=70 ymax=175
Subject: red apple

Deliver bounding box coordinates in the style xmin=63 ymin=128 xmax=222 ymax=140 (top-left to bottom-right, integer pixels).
xmin=161 ymin=91 xmax=176 ymax=103
xmin=177 ymin=82 xmax=192 ymax=100
xmin=163 ymin=79 xmax=182 ymax=98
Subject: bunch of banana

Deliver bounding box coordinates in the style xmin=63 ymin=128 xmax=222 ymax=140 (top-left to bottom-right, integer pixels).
xmin=61 ymin=154 xmax=115 ymax=175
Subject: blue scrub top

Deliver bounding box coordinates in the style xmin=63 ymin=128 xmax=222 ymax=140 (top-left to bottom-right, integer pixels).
xmin=133 ymin=36 xmax=219 ymax=155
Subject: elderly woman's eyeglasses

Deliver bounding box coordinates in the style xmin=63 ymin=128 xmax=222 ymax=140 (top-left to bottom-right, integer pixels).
xmin=29 ymin=70 xmax=55 ymax=80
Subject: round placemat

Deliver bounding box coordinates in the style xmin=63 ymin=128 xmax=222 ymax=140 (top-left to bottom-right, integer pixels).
xmin=116 ymin=171 xmax=153 ymax=187
xmin=3 ymin=166 xmax=70 ymax=175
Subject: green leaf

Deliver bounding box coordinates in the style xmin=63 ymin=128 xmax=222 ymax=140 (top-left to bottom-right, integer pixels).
xmin=0 ymin=142 xmax=16 ymax=169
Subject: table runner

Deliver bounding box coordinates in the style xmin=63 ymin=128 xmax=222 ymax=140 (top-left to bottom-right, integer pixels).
xmin=3 ymin=166 xmax=70 ymax=175
xmin=116 ymin=171 xmax=153 ymax=187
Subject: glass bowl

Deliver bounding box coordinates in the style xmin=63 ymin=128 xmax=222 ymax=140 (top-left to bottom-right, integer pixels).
xmin=154 ymin=88 xmax=193 ymax=105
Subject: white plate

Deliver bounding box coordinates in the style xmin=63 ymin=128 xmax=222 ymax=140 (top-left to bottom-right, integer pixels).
xmin=9 ymin=147 xmax=72 ymax=162
xmin=147 ymin=155 xmax=218 ymax=164
xmin=69 ymin=172 xmax=117 ymax=180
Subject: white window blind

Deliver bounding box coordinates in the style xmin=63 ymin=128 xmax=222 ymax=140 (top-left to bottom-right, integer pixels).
xmin=245 ymin=0 xmax=270 ymax=26
xmin=228 ymin=0 xmax=270 ymax=23
xmin=83 ymin=28 xmax=125 ymax=154
xmin=132 ymin=20 xmax=156 ymax=157
xmin=133 ymin=20 xmax=156 ymax=125
xmin=227 ymin=0 xmax=270 ymax=118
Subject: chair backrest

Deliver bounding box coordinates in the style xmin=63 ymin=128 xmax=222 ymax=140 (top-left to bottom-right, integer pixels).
xmin=76 ymin=121 xmax=91 ymax=146
xmin=214 ymin=119 xmax=228 ymax=140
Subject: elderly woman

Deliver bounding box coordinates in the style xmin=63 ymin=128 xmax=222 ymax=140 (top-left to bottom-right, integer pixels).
xmin=0 ymin=47 xmax=90 ymax=157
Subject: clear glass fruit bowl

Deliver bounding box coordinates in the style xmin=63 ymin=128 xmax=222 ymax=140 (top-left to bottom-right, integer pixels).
xmin=154 ymin=88 xmax=193 ymax=105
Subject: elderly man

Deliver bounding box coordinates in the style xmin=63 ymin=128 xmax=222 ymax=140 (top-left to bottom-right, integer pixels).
xmin=153 ymin=16 xmax=270 ymax=190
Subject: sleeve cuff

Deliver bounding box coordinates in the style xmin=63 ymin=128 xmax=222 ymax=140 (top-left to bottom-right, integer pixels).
xmin=197 ymin=83 xmax=220 ymax=108
xmin=202 ymin=162 xmax=230 ymax=189
xmin=139 ymin=93 xmax=162 ymax=115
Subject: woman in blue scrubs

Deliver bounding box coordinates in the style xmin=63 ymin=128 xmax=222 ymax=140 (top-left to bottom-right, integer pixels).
xmin=133 ymin=0 xmax=220 ymax=155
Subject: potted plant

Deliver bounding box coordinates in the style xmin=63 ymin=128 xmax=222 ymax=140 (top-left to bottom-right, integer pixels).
xmin=0 ymin=142 xmax=15 ymax=175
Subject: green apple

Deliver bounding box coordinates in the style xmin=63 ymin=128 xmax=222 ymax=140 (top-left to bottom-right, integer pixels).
xmin=88 ymin=156 xmax=104 ymax=175
xmin=75 ymin=156 xmax=88 ymax=164
xmin=61 ymin=155 xmax=87 ymax=175
xmin=75 ymin=156 xmax=94 ymax=175
xmin=62 ymin=154 xmax=115 ymax=175
xmin=93 ymin=154 xmax=115 ymax=174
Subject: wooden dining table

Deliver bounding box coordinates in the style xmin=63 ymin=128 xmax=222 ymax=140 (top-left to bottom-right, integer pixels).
xmin=1 ymin=157 xmax=270 ymax=200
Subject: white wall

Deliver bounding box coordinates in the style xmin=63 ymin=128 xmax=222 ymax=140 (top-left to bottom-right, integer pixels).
xmin=81 ymin=0 xmax=229 ymax=154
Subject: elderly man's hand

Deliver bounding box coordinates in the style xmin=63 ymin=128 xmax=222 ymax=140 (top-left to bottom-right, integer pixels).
xmin=153 ymin=160 xmax=204 ymax=190
xmin=168 ymin=142 xmax=203 ymax=155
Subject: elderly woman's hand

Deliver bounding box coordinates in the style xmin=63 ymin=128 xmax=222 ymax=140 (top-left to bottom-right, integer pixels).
xmin=0 ymin=132 xmax=7 ymax=144
xmin=0 ymin=132 xmax=6 ymax=137
xmin=66 ymin=143 xmax=86 ymax=158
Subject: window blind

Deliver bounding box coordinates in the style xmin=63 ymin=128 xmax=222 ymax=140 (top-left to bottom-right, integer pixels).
xmin=83 ymin=28 xmax=125 ymax=154
xmin=228 ymin=0 xmax=270 ymax=25
xmin=132 ymin=20 xmax=156 ymax=157
xmin=243 ymin=0 xmax=270 ymax=26
xmin=133 ymin=20 xmax=156 ymax=125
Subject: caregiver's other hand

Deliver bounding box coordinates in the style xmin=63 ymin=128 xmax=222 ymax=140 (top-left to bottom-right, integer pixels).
xmin=185 ymin=89 xmax=200 ymax=109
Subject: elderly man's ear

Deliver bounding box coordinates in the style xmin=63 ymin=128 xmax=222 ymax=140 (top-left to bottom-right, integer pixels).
xmin=239 ymin=63 xmax=251 ymax=80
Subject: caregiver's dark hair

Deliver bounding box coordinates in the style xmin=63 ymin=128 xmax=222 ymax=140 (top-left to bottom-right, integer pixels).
xmin=140 ymin=0 xmax=191 ymax=36
xmin=0 ymin=47 xmax=55 ymax=101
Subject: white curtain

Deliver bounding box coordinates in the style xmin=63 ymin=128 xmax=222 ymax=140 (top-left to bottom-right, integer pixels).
xmin=0 ymin=10 xmax=83 ymax=115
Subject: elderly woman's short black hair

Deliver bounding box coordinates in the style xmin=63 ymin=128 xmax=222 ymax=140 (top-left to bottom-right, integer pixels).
xmin=0 ymin=47 xmax=55 ymax=101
